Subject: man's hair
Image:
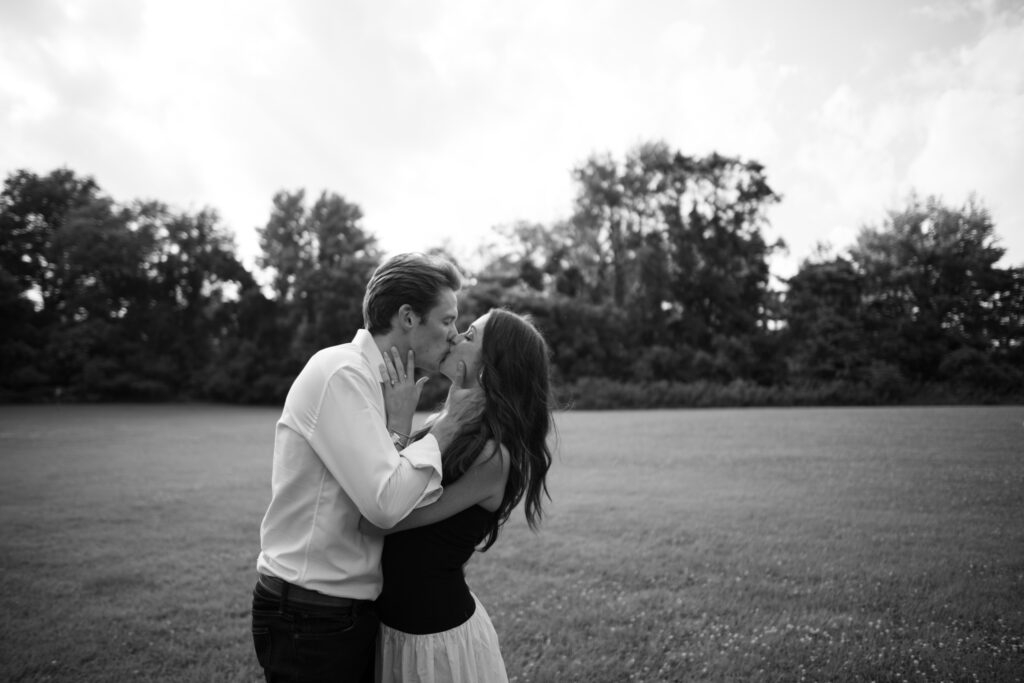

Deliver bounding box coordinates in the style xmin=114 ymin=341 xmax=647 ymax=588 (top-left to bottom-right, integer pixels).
xmin=362 ymin=253 xmax=462 ymax=335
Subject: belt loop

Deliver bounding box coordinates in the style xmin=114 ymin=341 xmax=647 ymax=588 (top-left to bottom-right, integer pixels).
xmin=279 ymin=579 xmax=290 ymax=613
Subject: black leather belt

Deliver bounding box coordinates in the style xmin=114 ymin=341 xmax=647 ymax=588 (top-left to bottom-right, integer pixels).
xmin=257 ymin=573 xmax=369 ymax=609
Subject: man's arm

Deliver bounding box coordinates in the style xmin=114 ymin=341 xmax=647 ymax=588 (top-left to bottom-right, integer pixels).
xmin=309 ymin=366 xmax=443 ymax=529
xmin=360 ymin=445 xmax=508 ymax=536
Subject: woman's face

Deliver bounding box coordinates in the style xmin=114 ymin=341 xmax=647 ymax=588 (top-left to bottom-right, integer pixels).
xmin=440 ymin=311 xmax=491 ymax=387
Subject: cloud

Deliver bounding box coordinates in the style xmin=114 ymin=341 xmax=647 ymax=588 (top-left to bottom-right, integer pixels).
xmin=905 ymin=10 xmax=1024 ymax=263
xmin=766 ymin=4 xmax=1024 ymax=273
xmin=767 ymin=84 xmax=912 ymax=274
xmin=3 ymin=0 xmax=1021 ymax=276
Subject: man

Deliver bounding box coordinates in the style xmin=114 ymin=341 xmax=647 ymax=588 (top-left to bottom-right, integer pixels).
xmin=251 ymin=253 xmax=483 ymax=682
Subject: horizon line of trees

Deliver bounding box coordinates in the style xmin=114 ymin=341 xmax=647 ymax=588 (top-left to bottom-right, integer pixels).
xmin=2 ymin=141 xmax=1022 ymax=407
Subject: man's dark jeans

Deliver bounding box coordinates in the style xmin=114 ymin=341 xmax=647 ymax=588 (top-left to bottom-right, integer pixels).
xmin=251 ymin=578 xmax=378 ymax=683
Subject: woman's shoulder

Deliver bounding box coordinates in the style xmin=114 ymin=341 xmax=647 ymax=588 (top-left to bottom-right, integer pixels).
xmin=476 ymin=440 xmax=509 ymax=465
xmin=471 ymin=440 xmax=510 ymax=483
xmin=474 ymin=441 xmax=510 ymax=511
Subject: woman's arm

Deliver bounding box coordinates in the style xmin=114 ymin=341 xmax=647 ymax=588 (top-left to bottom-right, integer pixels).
xmin=359 ymin=443 xmax=509 ymax=536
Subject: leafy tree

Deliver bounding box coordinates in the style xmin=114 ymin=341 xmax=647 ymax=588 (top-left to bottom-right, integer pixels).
xmin=259 ymin=189 xmax=311 ymax=303
xmin=652 ymin=146 xmax=781 ymax=350
xmin=0 ymin=168 xmax=259 ymax=400
xmin=256 ymin=189 xmax=381 ymax=387
xmin=0 ymin=168 xmax=101 ymax=307
xmin=6 ymin=161 xmax=1020 ymax=406
xmin=570 ymin=153 xmax=630 ymax=306
xmin=0 ymin=268 xmax=44 ymax=398
xmin=783 ymin=254 xmax=869 ymax=382
xmin=45 ymin=196 xmax=162 ymax=398
xmin=567 ymin=141 xmax=782 ymax=380
xmin=479 ymin=220 xmax=589 ymax=298
xmin=461 ymin=283 xmax=631 ymax=384
xmin=303 ymin=192 xmax=381 ymax=349
xmin=133 ymin=202 xmax=255 ymax=395
xmin=201 ymin=288 xmax=291 ymax=403
xmin=989 ymin=267 xmax=1024 ymax=367
xmin=851 ymin=194 xmax=1014 ymax=384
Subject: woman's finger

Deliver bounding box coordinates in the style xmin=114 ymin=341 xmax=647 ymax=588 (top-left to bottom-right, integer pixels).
xmin=453 ymin=360 xmax=466 ymax=388
xmin=382 ymin=354 xmax=398 ymax=384
xmin=405 ymin=349 xmax=416 ymax=378
xmin=390 ymin=347 xmax=406 ymax=381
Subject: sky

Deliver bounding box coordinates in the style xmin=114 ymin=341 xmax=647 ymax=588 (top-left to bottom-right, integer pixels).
xmin=2 ymin=0 xmax=1023 ymax=282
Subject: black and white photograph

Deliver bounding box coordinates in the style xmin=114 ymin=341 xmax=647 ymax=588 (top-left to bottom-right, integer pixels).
xmin=1 ymin=1 xmax=1022 ymax=681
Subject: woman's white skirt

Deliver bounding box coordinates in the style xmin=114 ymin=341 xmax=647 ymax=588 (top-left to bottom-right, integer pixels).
xmin=377 ymin=593 xmax=509 ymax=683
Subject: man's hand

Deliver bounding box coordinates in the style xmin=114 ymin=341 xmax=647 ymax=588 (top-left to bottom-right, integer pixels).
xmin=430 ymin=360 xmax=485 ymax=451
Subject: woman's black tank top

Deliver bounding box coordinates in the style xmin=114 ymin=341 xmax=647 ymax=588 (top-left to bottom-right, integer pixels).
xmin=376 ymin=504 xmax=495 ymax=634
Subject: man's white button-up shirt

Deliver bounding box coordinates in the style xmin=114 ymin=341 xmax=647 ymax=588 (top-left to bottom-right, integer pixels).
xmin=256 ymin=329 xmax=443 ymax=599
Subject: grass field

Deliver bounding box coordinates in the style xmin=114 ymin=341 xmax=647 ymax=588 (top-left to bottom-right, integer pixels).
xmin=0 ymin=404 xmax=1022 ymax=682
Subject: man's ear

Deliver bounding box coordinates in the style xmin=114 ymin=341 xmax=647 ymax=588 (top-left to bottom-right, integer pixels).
xmin=397 ymin=304 xmax=419 ymax=330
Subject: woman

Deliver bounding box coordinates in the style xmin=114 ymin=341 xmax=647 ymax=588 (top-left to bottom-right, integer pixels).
xmin=361 ymin=308 xmax=554 ymax=683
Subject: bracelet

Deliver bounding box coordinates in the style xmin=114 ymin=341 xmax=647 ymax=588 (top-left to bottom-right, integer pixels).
xmin=389 ymin=429 xmax=411 ymax=449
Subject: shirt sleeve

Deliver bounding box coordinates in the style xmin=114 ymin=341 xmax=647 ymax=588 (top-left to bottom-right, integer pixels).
xmin=308 ymin=365 xmax=443 ymax=529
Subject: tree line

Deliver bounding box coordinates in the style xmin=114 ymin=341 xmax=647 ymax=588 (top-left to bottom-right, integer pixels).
xmin=2 ymin=141 xmax=1022 ymax=407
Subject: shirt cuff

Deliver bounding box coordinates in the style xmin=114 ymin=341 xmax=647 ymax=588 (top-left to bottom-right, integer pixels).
xmin=402 ymin=433 xmax=444 ymax=507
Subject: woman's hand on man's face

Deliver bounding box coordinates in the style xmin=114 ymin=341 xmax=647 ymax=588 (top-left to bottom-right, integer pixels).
xmin=379 ymin=347 xmax=429 ymax=434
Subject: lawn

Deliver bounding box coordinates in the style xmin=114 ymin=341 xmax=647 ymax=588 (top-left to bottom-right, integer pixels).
xmin=0 ymin=404 xmax=1021 ymax=682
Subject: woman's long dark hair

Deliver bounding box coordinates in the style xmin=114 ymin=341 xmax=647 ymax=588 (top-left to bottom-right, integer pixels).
xmin=434 ymin=308 xmax=554 ymax=551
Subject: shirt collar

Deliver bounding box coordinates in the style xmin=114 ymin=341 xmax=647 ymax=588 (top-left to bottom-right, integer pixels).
xmin=353 ymin=329 xmax=386 ymax=376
